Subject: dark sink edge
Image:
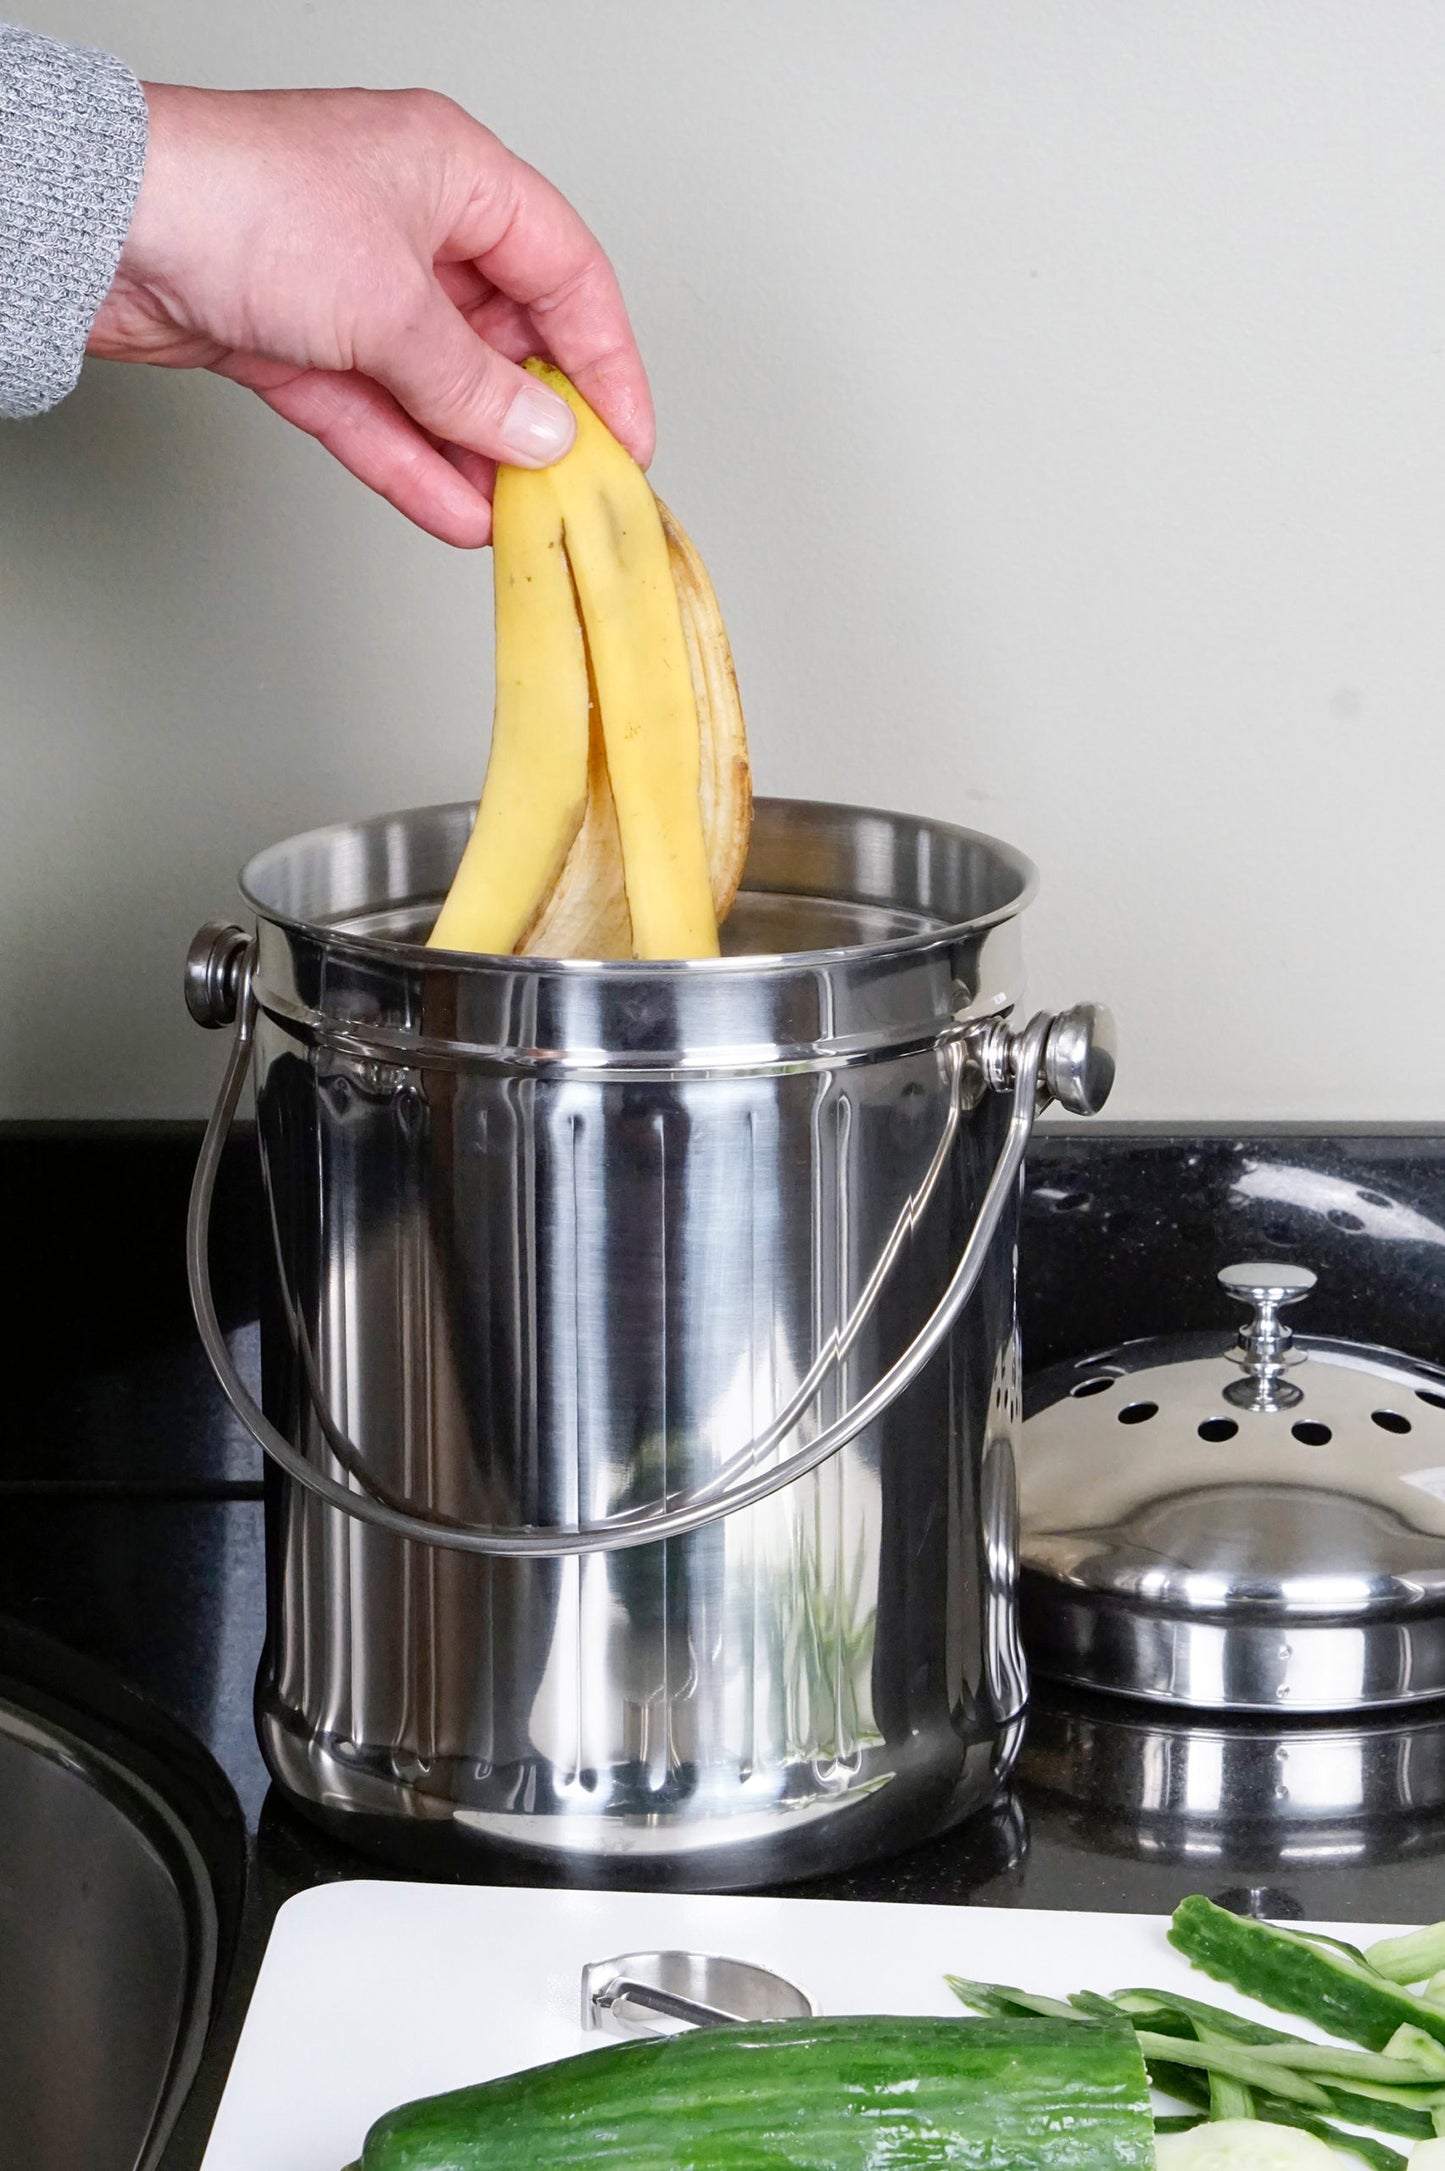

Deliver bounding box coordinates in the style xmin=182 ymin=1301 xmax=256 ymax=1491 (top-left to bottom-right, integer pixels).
xmin=0 ymin=1619 xmax=247 ymax=2169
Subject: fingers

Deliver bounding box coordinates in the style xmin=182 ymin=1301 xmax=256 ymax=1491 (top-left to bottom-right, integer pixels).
xmin=440 ymin=125 xmax=656 ymax=467
xmin=435 ymin=270 xmax=640 ymax=444
xmin=216 ymin=354 xmax=495 ymax=546
xmin=355 ymin=274 xmax=580 ymax=471
xmin=459 ymin=291 xmax=538 ymax=367
xmin=433 ymin=262 xmax=537 ymax=365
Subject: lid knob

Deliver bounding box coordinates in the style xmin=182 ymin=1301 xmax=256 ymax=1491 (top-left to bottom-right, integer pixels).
xmin=1218 ymin=1261 xmax=1317 ymax=1412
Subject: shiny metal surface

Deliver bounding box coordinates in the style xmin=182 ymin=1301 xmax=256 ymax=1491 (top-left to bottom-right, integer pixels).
xmin=239 ymin=795 xmax=1037 ymax=1075
xmin=968 ymin=1002 xmax=1116 ymax=1119
xmin=1021 ymin=1693 xmax=1445 ymax=1870
xmin=190 ymin=797 xmax=1087 ymax=1882
xmin=1042 ymin=1003 xmax=1118 ymax=1118
xmin=1220 ymin=1261 xmax=1317 ymax=1412
xmin=1020 ymin=1264 xmax=1445 ymax=1712
xmin=0 ymin=1694 xmax=218 ymax=2171
xmin=183 ymin=919 xmax=248 ymax=1031
xmin=188 ymin=1005 xmax=1071 ymax=1552
xmin=582 ymin=1951 xmax=815 ymax=2037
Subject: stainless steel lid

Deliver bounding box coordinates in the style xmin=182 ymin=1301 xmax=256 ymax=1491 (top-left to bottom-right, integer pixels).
xmin=1018 ymin=1262 xmax=1445 ymax=1713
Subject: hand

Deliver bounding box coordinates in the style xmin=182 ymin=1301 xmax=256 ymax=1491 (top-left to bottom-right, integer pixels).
xmin=88 ymin=83 xmax=654 ymax=546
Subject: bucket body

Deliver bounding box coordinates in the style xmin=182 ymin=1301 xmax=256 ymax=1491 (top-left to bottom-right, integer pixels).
xmin=242 ymin=798 xmax=1035 ymax=1885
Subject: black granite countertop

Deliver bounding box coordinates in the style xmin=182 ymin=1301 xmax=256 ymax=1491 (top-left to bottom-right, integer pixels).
xmin=6 ymin=1121 xmax=1445 ymax=2165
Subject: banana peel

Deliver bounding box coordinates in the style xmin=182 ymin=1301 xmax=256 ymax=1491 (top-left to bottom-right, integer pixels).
xmin=525 ymin=498 xmax=752 ymax=959
xmin=660 ymin=499 xmax=753 ymax=933
xmin=428 ymin=366 xmax=751 ymax=962
xmin=426 ymin=461 xmax=590 ymax=957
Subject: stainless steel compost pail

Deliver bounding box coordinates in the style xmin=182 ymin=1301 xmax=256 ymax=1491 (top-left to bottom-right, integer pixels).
xmin=186 ymin=797 xmax=1114 ymax=1886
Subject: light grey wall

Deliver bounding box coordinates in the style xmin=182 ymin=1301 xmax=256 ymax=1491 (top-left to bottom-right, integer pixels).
xmin=4 ymin=1 xmax=1444 ymax=1118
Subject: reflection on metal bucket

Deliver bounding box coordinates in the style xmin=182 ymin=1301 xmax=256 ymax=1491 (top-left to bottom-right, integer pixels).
xmin=1021 ymin=1693 xmax=1445 ymax=1874
xmin=186 ymin=798 xmax=1113 ymax=1884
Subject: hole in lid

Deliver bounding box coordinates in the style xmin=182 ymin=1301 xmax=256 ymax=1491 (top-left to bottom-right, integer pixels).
xmin=1372 ymin=1409 xmax=1412 ymax=1435
xmin=1357 ymin=1189 xmax=1393 ymax=1210
xmin=1198 ymin=1417 xmax=1239 ymax=1443
xmin=1071 ymin=1376 xmax=1115 ymax=1398
xmin=1292 ymin=1420 xmax=1332 ymax=1446
xmin=1328 ymin=1209 xmax=1365 ymax=1232
xmin=1118 ymin=1401 xmax=1159 ymax=1426
xmin=1417 ymin=1390 xmax=1445 ymax=1412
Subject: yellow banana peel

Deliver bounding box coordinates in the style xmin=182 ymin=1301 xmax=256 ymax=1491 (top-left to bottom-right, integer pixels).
xmin=426 ymin=461 xmax=589 ymax=956
xmin=429 ymin=363 xmax=751 ymax=962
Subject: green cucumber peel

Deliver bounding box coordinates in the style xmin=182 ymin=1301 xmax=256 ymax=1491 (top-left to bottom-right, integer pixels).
xmin=1146 ymin=2059 xmax=1212 ymax=2107
xmin=1145 ymin=2073 xmax=1408 ymax=2171
xmin=1133 ymin=2033 xmax=1436 ymax=2131
xmin=1206 ymin=2069 xmax=1254 ymax=2120
xmin=1312 ymin=2075 xmax=1445 ymax=2113
xmin=1140 ymin=2048 xmax=1416 ymax=2164
xmin=1113 ymin=1988 xmax=1294 ymax=2047
xmin=1115 ymin=1983 xmax=1445 ymax=2118
xmin=1132 ymin=2033 xmax=1334 ymax=2111
xmin=1313 ymin=2083 xmax=1438 ymax=2139
xmin=1383 ymin=2027 xmax=1445 ymax=2079
xmin=1134 ymin=2034 xmax=1439 ymax=2132
xmin=1365 ymin=1924 xmax=1445 ymax=1988
xmin=1242 ymin=2042 xmax=1445 ymax=2086
xmin=1170 ymin=1897 xmax=1445 ymax=2052
xmin=1070 ymin=1990 xmax=1140 ymax=2025
xmin=944 ymin=1976 xmax=1081 ymax=2022
xmin=1196 ymin=2026 xmax=1254 ymax=2120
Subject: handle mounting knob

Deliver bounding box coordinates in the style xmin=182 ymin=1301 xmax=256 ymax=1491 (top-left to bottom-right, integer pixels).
xmin=1043 ymin=1003 xmax=1118 ymax=1118
xmin=968 ymin=1001 xmax=1117 ymax=1117
xmin=185 ymin=922 xmax=250 ymax=1029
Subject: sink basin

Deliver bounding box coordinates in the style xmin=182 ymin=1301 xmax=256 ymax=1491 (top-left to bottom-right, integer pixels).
xmin=0 ymin=1623 xmax=244 ymax=2170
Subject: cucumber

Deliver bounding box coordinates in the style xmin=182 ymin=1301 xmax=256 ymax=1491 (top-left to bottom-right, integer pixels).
xmin=1170 ymin=1899 xmax=1445 ymax=2053
xmin=1364 ymin=1926 xmax=1445 ymax=1989
xmin=1111 ymin=1990 xmax=1439 ymax=2137
xmin=1141 ymin=2063 xmax=1407 ymax=2171
xmin=1131 ymin=2033 xmax=1333 ymax=2111
xmin=1198 ymin=2026 xmax=1254 ymax=2122
xmin=350 ymin=2015 xmax=1154 ymax=2171
xmin=945 ymin=1975 xmax=1082 ymax=2022
xmin=1384 ymin=2027 xmax=1445 ymax=2079
xmin=1153 ymin=2118 xmax=1343 ymax=2170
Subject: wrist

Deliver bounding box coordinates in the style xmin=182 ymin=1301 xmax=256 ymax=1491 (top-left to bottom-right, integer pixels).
xmin=117 ymin=83 xmax=200 ymax=291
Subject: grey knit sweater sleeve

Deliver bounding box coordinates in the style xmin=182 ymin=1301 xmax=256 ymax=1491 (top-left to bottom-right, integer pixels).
xmin=0 ymin=21 xmax=147 ymax=417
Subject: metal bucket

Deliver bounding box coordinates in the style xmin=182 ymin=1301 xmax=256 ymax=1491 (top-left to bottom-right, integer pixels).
xmin=186 ymin=797 xmax=1113 ymax=1886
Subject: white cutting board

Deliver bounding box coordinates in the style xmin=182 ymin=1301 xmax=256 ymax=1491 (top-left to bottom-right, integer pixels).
xmin=199 ymin=1885 xmax=1412 ymax=2170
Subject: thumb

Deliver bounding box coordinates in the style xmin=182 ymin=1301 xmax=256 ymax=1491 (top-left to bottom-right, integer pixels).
xmin=360 ymin=275 xmax=576 ymax=467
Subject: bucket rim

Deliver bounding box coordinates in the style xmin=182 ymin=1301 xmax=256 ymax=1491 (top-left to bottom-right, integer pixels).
xmin=238 ymin=794 xmax=1039 ymax=976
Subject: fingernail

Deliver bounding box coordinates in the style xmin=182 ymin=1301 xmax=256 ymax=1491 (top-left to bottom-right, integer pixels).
xmin=499 ymin=381 xmax=576 ymax=465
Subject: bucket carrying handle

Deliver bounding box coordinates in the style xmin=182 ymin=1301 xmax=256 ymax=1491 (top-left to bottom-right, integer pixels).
xmin=185 ymin=922 xmax=1114 ymax=1558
